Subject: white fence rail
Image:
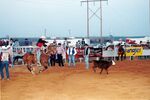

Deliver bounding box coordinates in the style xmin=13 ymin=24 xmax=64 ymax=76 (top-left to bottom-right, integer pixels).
xmin=13 ymin=46 xmax=38 ymax=56
xmin=12 ymin=46 xmax=150 ymax=57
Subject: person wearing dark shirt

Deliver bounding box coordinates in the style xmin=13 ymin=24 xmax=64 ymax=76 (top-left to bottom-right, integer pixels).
xmin=81 ymin=38 xmax=86 ymax=47
xmin=118 ymin=45 xmax=125 ymax=61
xmin=25 ymin=38 xmax=30 ymax=46
xmin=84 ymin=44 xmax=90 ymax=69
xmin=56 ymin=43 xmax=64 ymax=67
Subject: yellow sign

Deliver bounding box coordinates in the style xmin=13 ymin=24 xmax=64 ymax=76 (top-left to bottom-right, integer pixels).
xmin=125 ymin=47 xmax=143 ymax=56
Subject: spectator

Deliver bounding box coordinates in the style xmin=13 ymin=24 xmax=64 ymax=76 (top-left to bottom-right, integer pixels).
xmin=84 ymin=44 xmax=90 ymax=69
xmin=123 ymin=43 xmax=126 ymax=60
xmin=56 ymin=43 xmax=64 ymax=67
xmin=63 ymin=38 xmax=68 ymax=62
xmin=118 ymin=45 xmax=125 ymax=61
xmin=63 ymin=38 xmax=68 ymax=48
xmin=1 ymin=45 xmax=11 ymax=80
xmin=53 ymin=39 xmax=57 ymax=46
xmin=50 ymin=51 xmax=56 ymax=66
xmin=9 ymin=38 xmax=14 ymax=46
xmin=81 ymin=38 xmax=85 ymax=47
xmin=14 ymin=39 xmax=19 ymax=46
xmin=67 ymin=45 xmax=77 ymax=67
xmin=76 ymin=40 xmax=81 ymax=48
xmin=8 ymin=43 xmax=14 ymax=67
xmin=24 ymin=38 xmax=30 ymax=46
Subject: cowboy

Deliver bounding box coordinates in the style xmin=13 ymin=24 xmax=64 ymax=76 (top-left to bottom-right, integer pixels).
xmin=118 ymin=45 xmax=125 ymax=61
xmin=81 ymin=38 xmax=86 ymax=47
xmin=56 ymin=43 xmax=65 ymax=67
xmin=67 ymin=45 xmax=77 ymax=67
xmin=49 ymin=50 xmax=56 ymax=66
xmin=1 ymin=45 xmax=11 ymax=80
xmin=36 ymin=36 xmax=47 ymax=65
xmin=84 ymin=44 xmax=90 ymax=69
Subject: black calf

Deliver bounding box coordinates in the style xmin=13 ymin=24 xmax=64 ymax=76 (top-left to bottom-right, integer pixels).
xmin=13 ymin=55 xmax=23 ymax=64
xmin=93 ymin=60 xmax=115 ymax=74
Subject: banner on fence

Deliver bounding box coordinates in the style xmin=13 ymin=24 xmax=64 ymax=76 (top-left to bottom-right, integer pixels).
xmin=125 ymin=47 xmax=143 ymax=56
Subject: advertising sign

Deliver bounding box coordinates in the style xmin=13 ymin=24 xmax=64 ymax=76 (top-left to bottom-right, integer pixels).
xmin=125 ymin=47 xmax=143 ymax=56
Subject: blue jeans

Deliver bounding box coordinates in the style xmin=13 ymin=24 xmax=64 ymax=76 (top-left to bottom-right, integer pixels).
xmin=68 ymin=55 xmax=75 ymax=66
xmin=1 ymin=61 xmax=10 ymax=79
xmin=84 ymin=55 xmax=89 ymax=69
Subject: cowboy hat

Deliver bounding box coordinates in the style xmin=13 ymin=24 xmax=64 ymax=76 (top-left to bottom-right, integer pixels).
xmin=40 ymin=36 xmax=46 ymax=39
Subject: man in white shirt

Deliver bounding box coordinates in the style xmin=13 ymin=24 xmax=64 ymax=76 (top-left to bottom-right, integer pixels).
xmin=67 ymin=45 xmax=77 ymax=67
xmin=1 ymin=45 xmax=11 ymax=80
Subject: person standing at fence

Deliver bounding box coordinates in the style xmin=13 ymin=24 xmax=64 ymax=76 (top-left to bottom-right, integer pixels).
xmin=118 ymin=45 xmax=125 ymax=61
xmin=9 ymin=40 xmax=14 ymax=68
xmin=63 ymin=38 xmax=68 ymax=62
xmin=123 ymin=43 xmax=126 ymax=60
xmin=67 ymin=45 xmax=77 ymax=67
xmin=10 ymin=39 xmax=14 ymax=65
xmin=1 ymin=45 xmax=11 ymax=80
xmin=56 ymin=43 xmax=64 ymax=67
xmin=81 ymin=38 xmax=86 ymax=47
xmin=84 ymin=44 xmax=90 ymax=69
xmin=24 ymin=38 xmax=30 ymax=46
xmin=50 ymin=50 xmax=56 ymax=66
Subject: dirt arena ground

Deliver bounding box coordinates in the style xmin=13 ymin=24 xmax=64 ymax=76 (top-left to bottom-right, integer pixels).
xmin=1 ymin=59 xmax=150 ymax=100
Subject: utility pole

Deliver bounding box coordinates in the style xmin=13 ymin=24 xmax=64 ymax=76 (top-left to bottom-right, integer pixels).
xmin=87 ymin=0 xmax=89 ymax=38
xmin=81 ymin=0 xmax=108 ymax=43
xmin=100 ymin=0 xmax=103 ymax=46
xmin=149 ymin=0 xmax=150 ymax=32
xmin=149 ymin=0 xmax=150 ymax=23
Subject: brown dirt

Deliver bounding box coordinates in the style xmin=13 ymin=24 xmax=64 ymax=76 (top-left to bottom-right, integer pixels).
xmin=1 ymin=59 xmax=150 ymax=100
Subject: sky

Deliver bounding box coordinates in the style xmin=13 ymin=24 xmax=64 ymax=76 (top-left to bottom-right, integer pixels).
xmin=0 ymin=0 xmax=149 ymax=38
